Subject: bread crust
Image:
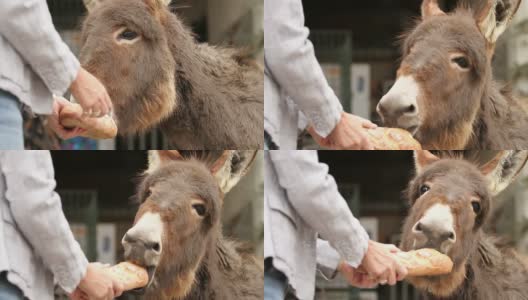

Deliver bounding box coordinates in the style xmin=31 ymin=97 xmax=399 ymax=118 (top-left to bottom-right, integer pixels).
xmin=395 ymin=248 xmax=453 ymax=276
xmin=106 ymin=262 xmax=149 ymax=291
xmin=367 ymin=127 xmax=422 ymax=150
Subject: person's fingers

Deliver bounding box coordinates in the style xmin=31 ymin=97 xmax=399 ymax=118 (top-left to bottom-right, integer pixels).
xmin=358 ymin=133 xmax=373 ymax=150
xmin=95 ymin=96 xmax=106 ymax=117
xmin=372 ymin=267 xmax=387 ymax=283
xmin=69 ymin=289 xmax=82 ymax=300
xmin=83 ymin=108 xmax=93 ymax=117
xmin=386 ymin=244 xmax=401 ymax=253
xmin=105 ymin=284 xmax=115 ymax=300
xmin=362 ymin=119 xmax=378 ymax=129
xmin=113 ymin=279 xmax=125 ymax=297
xmin=387 ymin=267 xmax=397 ymax=285
xmin=322 ymin=137 xmax=336 ymax=149
xmin=363 ymin=275 xmax=379 ymax=288
xmin=396 ymin=262 xmax=408 ymax=281
xmin=92 ymin=109 xmax=102 ymax=118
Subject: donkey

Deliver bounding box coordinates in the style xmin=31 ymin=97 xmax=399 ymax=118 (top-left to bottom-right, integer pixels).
xmin=377 ymin=0 xmax=528 ymax=150
xmin=80 ymin=0 xmax=263 ymax=149
xmin=400 ymin=150 xmax=528 ymax=299
xmin=122 ymin=150 xmax=263 ymax=300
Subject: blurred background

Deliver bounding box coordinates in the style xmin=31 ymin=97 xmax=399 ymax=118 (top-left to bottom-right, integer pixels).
xmin=298 ymin=0 xmax=528 ymax=148
xmin=27 ymin=0 xmax=263 ymax=150
xmin=50 ymin=150 xmax=263 ymax=299
xmin=314 ymin=150 xmax=528 ymax=300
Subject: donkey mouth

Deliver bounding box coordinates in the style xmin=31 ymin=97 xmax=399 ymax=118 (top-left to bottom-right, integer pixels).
xmin=411 ymin=238 xmax=453 ymax=257
xmin=407 ymin=125 xmax=419 ymax=136
xmin=380 ymin=116 xmax=420 ymax=136
xmin=128 ymin=266 xmax=156 ymax=295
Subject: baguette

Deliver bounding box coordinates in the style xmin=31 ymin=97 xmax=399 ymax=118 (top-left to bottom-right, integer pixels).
xmin=59 ymin=102 xmax=117 ymax=139
xmin=395 ymin=248 xmax=453 ymax=276
xmin=106 ymin=262 xmax=149 ymax=291
xmin=366 ymin=127 xmax=422 ymax=150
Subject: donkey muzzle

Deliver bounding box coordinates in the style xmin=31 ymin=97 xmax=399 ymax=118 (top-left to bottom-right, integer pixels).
xmin=377 ymin=75 xmax=420 ymax=132
xmin=121 ymin=231 xmax=160 ymax=291
xmin=412 ymin=221 xmax=456 ymax=254
xmin=122 ymin=232 xmax=162 ymax=267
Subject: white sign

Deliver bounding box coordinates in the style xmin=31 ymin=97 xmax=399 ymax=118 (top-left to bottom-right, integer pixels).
xmin=97 ymin=223 xmax=116 ymax=265
xmin=351 ymin=64 xmax=371 ymax=119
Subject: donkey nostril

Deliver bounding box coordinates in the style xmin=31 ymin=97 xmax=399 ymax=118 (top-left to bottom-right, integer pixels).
xmin=415 ymin=222 xmax=423 ymax=232
xmin=406 ymin=104 xmax=416 ymax=114
xmin=123 ymin=233 xmax=134 ymax=243
xmin=448 ymin=232 xmax=455 ymax=240
xmin=152 ymin=242 xmax=161 ymax=252
xmin=377 ymin=102 xmax=386 ymax=115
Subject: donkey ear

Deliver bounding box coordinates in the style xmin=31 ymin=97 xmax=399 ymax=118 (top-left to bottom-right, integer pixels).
xmin=83 ymin=0 xmax=104 ymax=12
xmin=146 ymin=150 xmax=257 ymax=194
xmin=421 ymin=0 xmax=446 ymax=19
xmin=476 ymin=0 xmax=522 ymax=44
xmin=146 ymin=150 xmax=182 ymax=174
xmin=414 ymin=150 xmax=441 ymax=173
xmin=213 ymin=151 xmax=258 ymax=194
xmin=479 ymin=150 xmax=528 ymax=195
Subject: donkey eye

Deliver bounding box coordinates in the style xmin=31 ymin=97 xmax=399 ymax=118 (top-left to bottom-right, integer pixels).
xmin=119 ymin=30 xmax=138 ymax=40
xmin=419 ymin=184 xmax=430 ymax=196
xmin=192 ymin=204 xmax=206 ymax=217
xmin=452 ymin=56 xmax=470 ymax=69
xmin=471 ymin=201 xmax=481 ymax=214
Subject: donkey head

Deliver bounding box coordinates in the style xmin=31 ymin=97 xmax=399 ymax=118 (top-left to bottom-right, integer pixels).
xmin=80 ymin=0 xmax=177 ymax=134
xmin=377 ymin=0 xmax=522 ymax=149
xmin=400 ymin=150 xmax=528 ymax=297
xmin=122 ymin=150 xmax=257 ymax=297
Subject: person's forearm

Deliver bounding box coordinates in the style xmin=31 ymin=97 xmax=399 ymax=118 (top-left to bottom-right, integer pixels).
xmin=264 ymin=0 xmax=342 ymax=137
xmin=0 ymin=151 xmax=88 ymax=293
xmin=0 ymin=1 xmax=80 ymax=96
xmin=269 ymin=150 xmax=369 ymax=266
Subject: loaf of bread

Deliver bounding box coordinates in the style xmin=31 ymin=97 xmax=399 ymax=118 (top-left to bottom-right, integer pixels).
xmin=59 ymin=102 xmax=117 ymax=139
xmin=395 ymin=248 xmax=453 ymax=276
xmin=367 ymin=127 xmax=421 ymax=150
xmin=106 ymin=262 xmax=149 ymax=291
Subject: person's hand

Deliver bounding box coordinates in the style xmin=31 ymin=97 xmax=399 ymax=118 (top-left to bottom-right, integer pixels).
xmin=338 ymin=261 xmax=378 ymax=288
xmin=359 ymin=240 xmax=407 ymax=286
xmin=69 ymin=288 xmax=87 ymax=300
xmin=73 ymin=263 xmax=124 ymax=300
xmin=70 ymin=67 xmax=113 ymax=118
xmin=308 ymin=112 xmax=377 ymax=150
xmin=48 ymin=96 xmax=86 ymax=140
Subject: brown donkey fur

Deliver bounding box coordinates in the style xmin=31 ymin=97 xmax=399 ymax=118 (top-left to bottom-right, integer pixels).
xmin=400 ymin=150 xmax=528 ymax=299
xmin=80 ymin=0 xmax=263 ymax=149
xmin=123 ymin=150 xmax=262 ymax=300
xmin=378 ymin=0 xmax=528 ymax=149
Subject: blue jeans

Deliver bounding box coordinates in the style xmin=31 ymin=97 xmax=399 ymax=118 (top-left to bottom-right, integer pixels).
xmin=264 ymin=259 xmax=288 ymax=300
xmin=0 ymin=90 xmax=24 ymax=150
xmin=0 ymin=273 xmax=24 ymax=300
